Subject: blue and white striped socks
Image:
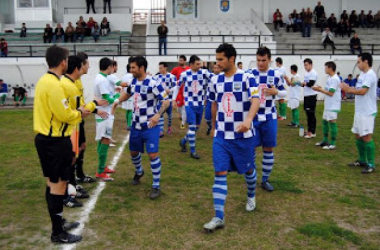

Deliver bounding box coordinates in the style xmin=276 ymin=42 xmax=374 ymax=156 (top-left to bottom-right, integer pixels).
xmin=150 ymin=157 xmax=162 ymax=189
xmin=168 ymin=113 xmax=172 ymax=127
xmin=245 ymin=169 xmax=257 ymax=198
xmin=213 ymin=175 xmax=227 ymax=220
xmin=159 ymin=116 xmax=165 ymax=133
xmin=262 ymin=151 xmax=274 ymax=183
xmin=187 ymin=124 xmax=197 ymax=153
xmin=132 ymin=153 xmax=143 ymax=175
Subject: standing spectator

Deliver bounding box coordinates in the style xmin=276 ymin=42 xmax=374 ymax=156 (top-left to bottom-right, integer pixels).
xmin=285 ymin=14 xmax=295 ymax=32
xmin=53 ymin=23 xmax=65 ymax=43
xmin=0 ymin=38 xmax=8 ymax=57
xmin=374 ymin=10 xmax=380 ymax=28
xmin=65 ymin=22 xmax=75 ymax=42
xmin=103 ymin=0 xmax=111 ymax=14
xmin=344 ymin=74 xmax=355 ymax=99
xmin=350 ymin=33 xmax=362 ymax=54
xmin=341 ymin=10 xmax=349 ymax=22
xmin=359 ymin=10 xmax=367 ymax=28
xmin=319 ymin=13 xmax=328 ymax=32
xmin=74 ymin=22 xmax=85 ymax=43
xmin=86 ymin=0 xmax=96 ymax=14
xmin=303 ymin=8 xmax=313 ymax=37
xmin=367 ymin=11 xmax=374 ymax=28
xmin=92 ymin=23 xmax=100 ymax=42
xmin=313 ymin=1 xmax=325 ymax=28
xmin=157 ymin=20 xmax=168 ymax=56
xmin=20 ymin=23 xmax=27 ymax=37
xmin=273 ymin=9 xmax=283 ymax=31
xmin=100 ymin=17 xmax=110 ymax=36
xmin=43 ymin=24 xmax=53 ymax=43
xmin=322 ymin=28 xmax=336 ymax=50
xmin=349 ymin=10 xmax=359 ymax=28
xmin=0 ymin=79 xmax=8 ymax=106
xmin=327 ymin=13 xmax=337 ymax=32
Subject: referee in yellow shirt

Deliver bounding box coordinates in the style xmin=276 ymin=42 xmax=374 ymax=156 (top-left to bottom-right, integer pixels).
xmin=34 ymin=46 xmax=90 ymax=243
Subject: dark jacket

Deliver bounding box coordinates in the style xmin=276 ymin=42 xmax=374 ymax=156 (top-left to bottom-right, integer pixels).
xmin=43 ymin=28 xmax=53 ymax=37
xmin=157 ymin=25 xmax=168 ymax=39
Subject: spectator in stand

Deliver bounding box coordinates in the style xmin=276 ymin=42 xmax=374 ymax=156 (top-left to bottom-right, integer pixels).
xmin=92 ymin=23 xmax=100 ymax=42
xmin=299 ymin=8 xmax=306 ymax=20
xmin=290 ymin=9 xmax=298 ymax=19
xmin=350 ymin=33 xmax=362 ymax=54
xmin=157 ymin=20 xmax=168 ymax=55
xmin=303 ymin=8 xmax=313 ymax=37
xmin=86 ymin=0 xmax=96 ymax=14
xmin=285 ymin=14 xmax=295 ymax=32
xmin=295 ymin=14 xmax=303 ymax=32
xmin=349 ymin=10 xmax=359 ymax=28
xmin=322 ymin=27 xmax=336 ymax=50
xmin=53 ymin=23 xmax=65 ymax=43
xmin=345 ymin=19 xmax=353 ymax=37
xmin=75 ymin=22 xmax=85 ymax=43
xmin=367 ymin=10 xmax=374 ymax=28
xmin=0 ymin=38 xmax=8 ymax=57
xmin=319 ymin=13 xmax=328 ymax=32
xmin=358 ymin=10 xmax=367 ymax=28
xmin=336 ymin=19 xmax=348 ymax=37
xmin=87 ymin=17 xmax=96 ymax=29
xmin=43 ymin=24 xmax=53 ymax=43
xmin=18 ymin=86 xmax=27 ymax=106
xmin=237 ymin=62 xmax=243 ymax=69
xmin=313 ymin=1 xmax=325 ymax=28
xmin=374 ymin=11 xmax=380 ymax=28
xmin=103 ymin=0 xmax=111 ymax=14
xmin=273 ymin=9 xmax=283 ymax=31
xmin=100 ymin=17 xmax=110 ymax=36
xmin=65 ymin=22 xmax=75 ymax=42
xmin=341 ymin=10 xmax=349 ymax=22
xmin=76 ymin=16 xmax=87 ymax=28
xmin=20 ymin=23 xmax=27 ymax=37
xmin=327 ymin=13 xmax=337 ymax=32
xmin=0 ymin=79 xmax=8 ymax=106
xmin=344 ymin=74 xmax=355 ymax=99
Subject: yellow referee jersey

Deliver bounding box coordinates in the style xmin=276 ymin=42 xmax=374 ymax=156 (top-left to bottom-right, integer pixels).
xmin=33 ymin=72 xmax=82 ymax=137
xmin=75 ymin=78 xmax=96 ymax=112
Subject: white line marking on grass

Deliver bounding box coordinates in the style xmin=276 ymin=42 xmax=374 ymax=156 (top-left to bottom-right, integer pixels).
xmin=62 ymin=133 xmax=130 ymax=250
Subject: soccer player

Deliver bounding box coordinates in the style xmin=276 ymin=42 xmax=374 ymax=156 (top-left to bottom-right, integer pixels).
xmin=179 ymin=55 xmax=212 ymax=159
xmin=205 ymin=63 xmax=221 ymax=135
xmin=275 ymin=57 xmax=287 ymax=120
xmin=284 ymin=65 xmax=301 ymax=127
xmin=302 ymin=58 xmax=319 ymax=139
xmin=203 ymin=43 xmax=260 ymax=232
xmin=113 ymin=56 xmax=170 ymax=199
xmin=246 ymin=47 xmax=287 ymax=192
xmin=94 ymin=57 xmax=120 ymax=181
xmin=121 ymin=63 xmax=134 ymax=131
xmin=341 ymin=53 xmax=377 ymax=174
xmin=34 ymin=45 xmax=90 ymax=243
xmin=313 ymin=61 xmax=341 ymax=150
xmin=156 ymin=62 xmax=177 ymax=137
xmin=171 ymin=55 xmax=190 ymax=129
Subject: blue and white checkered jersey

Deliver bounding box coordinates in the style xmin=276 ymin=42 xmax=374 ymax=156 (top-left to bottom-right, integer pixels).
xmin=130 ymin=77 xmax=169 ymax=130
xmin=206 ymin=73 xmax=216 ymax=102
xmin=155 ymin=73 xmax=177 ymax=99
xmin=179 ymin=69 xmax=212 ymax=107
xmin=246 ymin=68 xmax=284 ymax=121
xmin=208 ymin=70 xmax=259 ymax=139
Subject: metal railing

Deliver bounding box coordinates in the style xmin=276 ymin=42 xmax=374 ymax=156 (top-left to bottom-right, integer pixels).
xmin=63 ymin=6 xmax=132 ymax=14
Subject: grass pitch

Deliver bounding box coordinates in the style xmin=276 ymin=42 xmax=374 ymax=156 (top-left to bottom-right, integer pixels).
xmin=0 ymin=102 xmax=379 ymax=250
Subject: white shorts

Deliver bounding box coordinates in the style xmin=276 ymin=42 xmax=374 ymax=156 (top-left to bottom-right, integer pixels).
xmin=323 ymin=111 xmax=338 ymax=121
xmin=95 ymin=119 xmax=114 ymax=141
xmin=287 ymin=98 xmax=299 ymax=109
xmin=351 ymin=115 xmax=375 ymax=137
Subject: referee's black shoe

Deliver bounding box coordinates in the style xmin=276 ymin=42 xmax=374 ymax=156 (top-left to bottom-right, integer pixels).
xmin=51 ymin=231 xmax=82 ymax=244
xmin=62 ymin=218 xmax=80 ymax=231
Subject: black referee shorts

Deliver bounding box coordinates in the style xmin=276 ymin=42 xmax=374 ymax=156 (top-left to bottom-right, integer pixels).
xmin=79 ymin=120 xmax=86 ymax=145
xmin=35 ymin=134 xmax=72 ymax=183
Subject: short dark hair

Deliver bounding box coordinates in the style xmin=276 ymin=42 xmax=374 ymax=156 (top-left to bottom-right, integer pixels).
xmin=99 ymin=57 xmax=113 ymax=71
xmin=45 ymin=45 xmax=69 ymax=68
xmin=76 ymin=52 xmax=88 ymax=64
xmin=1 ymin=38 xmax=5 ymax=42
xmin=22 ymin=23 xmax=25 ymax=25
xmin=303 ymin=58 xmax=313 ymax=65
xmin=126 ymin=64 xmax=130 ymax=73
xmin=275 ymin=57 xmax=283 ymax=64
xmin=325 ymin=61 xmax=336 ymax=71
xmin=159 ymin=62 xmax=168 ymax=68
xmin=112 ymin=60 xmax=118 ymax=67
xmin=189 ymin=55 xmax=200 ymax=65
xmin=129 ymin=56 xmax=148 ymax=72
xmin=256 ymin=47 xmax=271 ymax=59
xmin=290 ymin=64 xmax=298 ymax=73
xmin=216 ymin=43 xmax=237 ymax=62
xmin=348 ymin=74 xmax=352 ymax=77
xmin=237 ymin=62 xmax=242 ymax=66
xmin=359 ymin=53 xmax=373 ymax=67
xmin=179 ymin=55 xmax=187 ymax=61
xmin=66 ymin=56 xmax=83 ymax=74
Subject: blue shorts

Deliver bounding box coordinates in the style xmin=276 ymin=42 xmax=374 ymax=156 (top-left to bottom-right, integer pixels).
xmin=253 ymin=119 xmax=278 ymax=148
xmin=186 ymin=105 xmax=204 ymax=126
xmin=213 ymin=136 xmax=256 ymax=174
xmin=204 ymin=100 xmax=212 ymax=121
xmin=157 ymin=101 xmax=172 ymax=116
xmin=129 ymin=126 xmax=160 ymax=153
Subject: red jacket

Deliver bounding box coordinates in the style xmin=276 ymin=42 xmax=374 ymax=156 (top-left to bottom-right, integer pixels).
xmin=171 ymin=66 xmax=189 ymax=108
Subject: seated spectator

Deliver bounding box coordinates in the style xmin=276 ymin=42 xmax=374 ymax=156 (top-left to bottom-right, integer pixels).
xmin=367 ymin=10 xmax=374 ymax=28
xmin=273 ymin=9 xmax=283 ymax=30
xmin=0 ymin=38 xmax=8 ymax=57
xmin=53 ymin=23 xmax=65 ymax=43
xmin=345 ymin=19 xmax=353 ymax=37
xmin=344 ymin=74 xmax=355 ymax=99
xmin=299 ymin=8 xmax=306 ymax=20
xmin=18 ymin=86 xmax=27 ymax=106
xmin=358 ymin=10 xmax=367 ymax=28
xmin=285 ymin=14 xmax=295 ymax=32
xmin=295 ymin=14 xmax=303 ymax=32
xmin=20 ymin=23 xmax=27 ymax=37
xmin=74 ymin=22 xmax=85 ymax=43
xmin=0 ymin=79 xmax=8 ymax=106
xmin=65 ymin=22 xmax=75 ymax=42
xmin=374 ymin=10 xmax=380 ymax=28
xmin=86 ymin=17 xmax=96 ymax=36
xmin=12 ymin=87 xmax=19 ymax=107
xmin=349 ymin=10 xmax=358 ymax=28
xmin=336 ymin=19 xmax=349 ymax=37
xmin=319 ymin=13 xmax=328 ymax=32
xmin=92 ymin=23 xmax=100 ymax=42
xmin=290 ymin=9 xmax=298 ymax=19
xmin=321 ymin=28 xmax=336 ymax=50
xmin=100 ymin=17 xmax=110 ymax=36
xmin=43 ymin=23 xmax=53 ymax=43
xmin=341 ymin=10 xmax=348 ymax=22
xmin=76 ymin=16 xmax=87 ymax=29
xmin=327 ymin=13 xmax=337 ymax=32
xmin=350 ymin=33 xmax=362 ymax=54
